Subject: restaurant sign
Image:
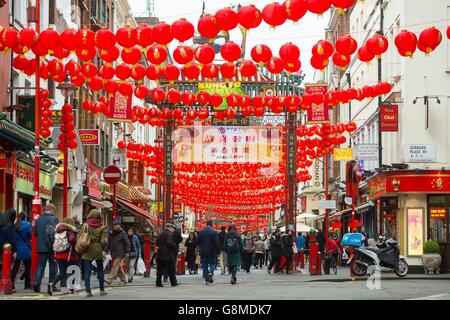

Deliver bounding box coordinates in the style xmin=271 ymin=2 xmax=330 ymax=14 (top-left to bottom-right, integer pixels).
xmin=16 ymin=162 xmax=53 ymax=200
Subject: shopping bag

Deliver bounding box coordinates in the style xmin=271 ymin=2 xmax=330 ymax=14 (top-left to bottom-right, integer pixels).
xmin=292 ymin=242 xmax=298 ymax=254
xmin=137 ymin=257 xmax=146 ymax=274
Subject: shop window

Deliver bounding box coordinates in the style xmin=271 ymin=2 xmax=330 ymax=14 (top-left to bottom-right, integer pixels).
xmin=428 ymin=195 xmax=450 ymax=243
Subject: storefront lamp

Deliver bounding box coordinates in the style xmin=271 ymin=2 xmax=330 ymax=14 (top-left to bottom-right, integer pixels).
xmin=392 ymin=178 xmax=400 ymax=192
xmin=56 ymin=75 xmax=77 ymax=100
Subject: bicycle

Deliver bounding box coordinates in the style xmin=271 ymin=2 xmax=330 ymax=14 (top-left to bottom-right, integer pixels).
xmin=324 ymin=250 xmax=338 ymax=275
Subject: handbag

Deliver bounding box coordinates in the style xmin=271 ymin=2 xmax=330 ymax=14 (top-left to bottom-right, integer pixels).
xmin=75 ymin=223 xmax=91 ymax=254
xmin=195 ymin=253 xmax=201 ymax=265
xmin=292 ymin=242 xmax=298 ymax=254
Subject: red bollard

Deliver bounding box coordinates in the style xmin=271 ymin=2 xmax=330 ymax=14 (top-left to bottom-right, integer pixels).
xmin=176 ymin=254 xmax=185 ymax=275
xmin=300 ymin=250 xmax=305 ymax=268
xmin=309 ymin=236 xmax=322 ymax=275
xmin=0 ymin=244 xmax=14 ymax=295
xmin=143 ymin=229 xmax=151 ymax=278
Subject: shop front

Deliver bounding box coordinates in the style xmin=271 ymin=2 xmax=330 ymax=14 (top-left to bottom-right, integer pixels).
xmin=368 ymin=170 xmax=450 ymax=272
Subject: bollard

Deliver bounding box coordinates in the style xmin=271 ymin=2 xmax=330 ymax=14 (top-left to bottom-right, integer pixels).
xmin=143 ymin=228 xmax=151 ymax=278
xmin=309 ymin=235 xmax=321 ymax=275
xmin=0 ymin=244 xmax=14 ymax=295
xmin=176 ymin=254 xmax=186 ymax=275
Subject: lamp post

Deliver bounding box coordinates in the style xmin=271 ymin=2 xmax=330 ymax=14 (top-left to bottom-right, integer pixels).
xmin=57 ymin=76 xmax=77 ymax=218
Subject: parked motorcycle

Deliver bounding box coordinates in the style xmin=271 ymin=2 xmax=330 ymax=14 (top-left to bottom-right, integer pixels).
xmin=347 ymin=236 xmax=409 ymax=277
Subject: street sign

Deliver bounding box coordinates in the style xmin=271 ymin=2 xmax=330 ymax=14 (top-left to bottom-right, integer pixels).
xmin=355 ymin=144 xmax=379 ymax=161
xmin=319 ymin=200 xmax=337 ymax=209
xmin=103 ymin=165 xmax=122 ymax=185
xmin=406 ymin=144 xmax=436 ymax=163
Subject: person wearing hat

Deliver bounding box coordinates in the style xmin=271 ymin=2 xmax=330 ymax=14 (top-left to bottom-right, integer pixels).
xmin=105 ymin=219 xmax=130 ymax=286
xmin=155 ymin=222 xmax=179 ymax=287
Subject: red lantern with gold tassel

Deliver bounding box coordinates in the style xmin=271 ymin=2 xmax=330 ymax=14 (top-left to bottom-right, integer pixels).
xmin=197 ymin=14 xmax=220 ymax=40
xmin=366 ymin=34 xmax=389 ymax=58
xmin=330 ymin=0 xmax=356 ymax=14
xmin=173 ymin=46 xmax=194 ymax=65
xmin=59 ymin=29 xmax=77 ymax=52
xmin=135 ymin=24 xmax=153 ymax=48
xmin=240 ymin=60 xmax=257 ymax=79
xmin=336 ymin=34 xmax=357 ymax=56
xmin=306 ymin=0 xmax=331 ymax=15
xmin=194 ymin=44 xmax=215 ymax=65
xmin=183 ymin=64 xmax=201 ymax=81
xmin=266 ymin=57 xmax=285 ymax=75
xmin=238 ymin=5 xmax=263 ymax=31
xmin=152 ymin=22 xmax=174 ymax=46
xmin=418 ymin=27 xmax=442 ymax=54
xmin=220 ymin=62 xmax=237 ymax=79
xmin=171 ymin=18 xmax=195 ymax=43
xmin=99 ymin=46 xmax=120 ymax=63
xmin=251 ymin=44 xmax=272 ymax=66
xmin=262 ymin=2 xmax=287 ymax=28
xmin=220 ymin=41 xmax=241 ymax=62
xmin=394 ymin=30 xmax=417 ymax=57
xmin=95 ymin=28 xmax=116 ymax=50
xmin=283 ymin=0 xmax=308 ymax=23
xmin=116 ymin=26 xmax=137 ymax=48
xmin=312 ymin=40 xmax=334 ymax=60
xmin=201 ymin=63 xmax=219 ymax=80
xmin=357 ymin=45 xmax=375 ymax=63
xmin=121 ymin=46 xmax=142 ymax=65
xmin=215 ymin=7 xmax=239 ymax=32
xmin=76 ymin=29 xmax=95 ymax=49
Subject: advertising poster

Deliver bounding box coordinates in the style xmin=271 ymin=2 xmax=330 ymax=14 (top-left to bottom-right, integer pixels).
xmin=305 ymin=84 xmax=329 ymax=124
xmin=80 ymin=129 xmax=100 ymax=145
xmin=407 ymin=208 xmax=424 ymax=256
xmin=109 ymin=91 xmax=132 ymax=122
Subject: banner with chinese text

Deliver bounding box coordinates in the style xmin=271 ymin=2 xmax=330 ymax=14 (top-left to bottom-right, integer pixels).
xmin=109 ymin=91 xmax=132 ymax=122
xmin=128 ymin=160 xmax=144 ymax=186
xmin=305 ymin=84 xmax=329 ymax=124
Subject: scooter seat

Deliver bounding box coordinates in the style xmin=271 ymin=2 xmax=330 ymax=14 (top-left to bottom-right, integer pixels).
xmin=364 ymin=247 xmax=380 ymax=253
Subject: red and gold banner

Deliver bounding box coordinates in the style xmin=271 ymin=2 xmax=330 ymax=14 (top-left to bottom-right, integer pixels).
xmin=305 ymin=83 xmax=329 ymax=124
xmin=128 ymin=160 xmax=144 ymax=186
xmin=380 ymin=105 xmax=398 ymax=132
xmin=87 ymin=163 xmax=102 ymax=199
xmin=109 ymin=91 xmax=132 ymax=122
xmin=80 ymin=129 xmax=100 ymax=145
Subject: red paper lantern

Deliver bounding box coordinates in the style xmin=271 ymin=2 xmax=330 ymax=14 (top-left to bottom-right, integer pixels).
xmin=104 ymin=80 xmax=119 ymax=95
xmin=336 ymin=34 xmax=357 ymax=56
xmin=357 ymin=45 xmax=375 ymax=63
xmin=76 ymin=47 xmax=96 ymax=61
xmin=332 ymin=52 xmax=350 ymax=69
xmin=161 ymin=108 xmax=173 ymax=120
xmin=38 ymin=28 xmax=60 ymax=52
xmin=238 ymin=5 xmax=263 ymax=30
xmin=251 ymin=44 xmax=272 ymax=65
xmin=171 ymin=18 xmax=194 ymax=43
xmin=198 ymin=109 xmax=210 ymax=121
xmin=76 ymin=29 xmax=95 ymax=49
xmin=198 ymin=14 xmax=220 ymax=39
xmin=173 ymin=45 xmax=194 ymax=65
xmin=253 ymin=105 xmax=265 ymax=116
xmin=150 ymin=88 xmax=166 ymax=103
xmin=366 ymin=34 xmax=389 ymax=58
xmin=88 ymin=77 xmax=103 ymax=91
xmin=81 ymin=62 xmax=98 ymax=78
xmin=118 ymin=141 xmax=126 ymax=149
xmin=19 ymin=28 xmax=38 ymax=51
xmin=98 ymin=64 xmax=115 ymax=79
xmin=196 ymin=91 xmax=211 ymax=105
xmin=220 ymin=62 xmax=237 ymax=79
xmin=374 ymin=82 xmax=392 ymax=95
xmin=1 ymin=28 xmax=18 ymax=49
xmin=146 ymin=44 xmax=168 ymax=65
xmin=266 ymin=57 xmax=285 ymax=74
xmin=182 ymin=92 xmax=196 ymax=106
xmin=146 ymin=64 xmax=163 ymax=81
xmin=52 ymin=45 xmax=69 ymax=59
xmin=12 ymin=55 xmax=28 ymax=70
xmin=312 ymin=40 xmax=334 ymax=59
xmin=167 ymin=89 xmax=181 ymax=104
xmin=215 ymin=7 xmax=239 ymax=32
xmin=194 ymin=45 xmax=216 ymax=65
xmin=59 ymin=29 xmax=77 ymax=51
xmin=220 ymin=41 xmax=242 ymax=62
xmin=116 ymin=26 xmax=137 ymax=48
xmin=279 ymin=42 xmax=300 ymax=63
xmin=394 ymin=30 xmax=417 ymax=57
xmin=47 ymin=59 xmax=64 ymax=76
xmin=99 ymin=46 xmax=120 ymax=63
xmin=345 ymin=122 xmax=357 ymax=132
xmin=225 ymin=107 xmax=236 ymax=119
xmin=164 ymin=65 xmax=180 ymax=81
xmin=306 ymin=0 xmax=331 ymax=15
xmin=183 ymin=64 xmax=201 ymax=80
xmin=284 ymin=60 xmax=301 ymax=73
xmin=135 ymin=24 xmax=153 ymax=48
xmin=283 ymin=0 xmax=308 ymax=22
xmin=121 ymin=46 xmax=142 ymax=65
xmin=418 ymin=27 xmax=442 ymax=54
xmin=186 ymin=109 xmax=198 ymax=120
xmin=209 ymin=94 xmax=224 ymax=108
xmin=330 ymin=0 xmax=356 ymax=13
xmin=152 ymin=22 xmax=174 ymax=46
xmin=119 ymin=82 xmax=133 ymax=96
xmin=240 ymin=60 xmax=257 ymax=79
xmin=94 ymin=28 xmax=116 ymax=51
xmin=262 ymin=2 xmax=287 ymax=28
xmin=115 ymin=63 xmax=132 ymax=81
xmin=131 ymin=64 xmax=147 ymax=81
xmin=173 ymin=109 xmax=184 ymax=120
xmin=133 ymin=85 xmax=148 ymax=100
xmin=201 ymin=63 xmax=219 ymax=80
xmin=226 ymin=93 xmax=242 ymax=107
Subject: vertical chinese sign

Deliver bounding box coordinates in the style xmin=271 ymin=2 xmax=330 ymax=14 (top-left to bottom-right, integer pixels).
xmin=109 ymin=91 xmax=132 ymax=121
xmin=305 ymin=83 xmax=329 ymax=124
xmin=128 ymin=160 xmax=144 ymax=186
xmin=86 ymin=163 xmax=102 ymax=199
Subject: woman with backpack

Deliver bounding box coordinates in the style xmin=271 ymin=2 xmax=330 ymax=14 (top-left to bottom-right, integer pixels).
xmin=242 ymin=232 xmax=255 ymax=273
xmin=224 ymin=225 xmax=243 ymax=285
xmin=48 ymin=217 xmax=78 ymax=295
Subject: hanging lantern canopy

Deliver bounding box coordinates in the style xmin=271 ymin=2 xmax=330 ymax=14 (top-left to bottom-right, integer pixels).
xmin=366 ymin=34 xmax=389 ymax=58
xmin=251 ymin=44 xmax=272 ymax=65
xmin=220 ymin=62 xmax=237 ymax=79
xmin=220 ymin=41 xmax=242 ymax=62
xmin=173 ymin=45 xmax=194 ymax=65
xmin=131 ymin=64 xmax=147 ymax=82
xmin=116 ymin=26 xmax=137 ymax=48
xmin=115 ymin=63 xmax=132 ymax=81
xmin=240 ymin=60 xmax=257 ymax=79
xmin=164 ymin=64 xmax=181 ymax=81
xmin=201 ymin=63 xmax=219 ymax=80
xmin=357 ymin=45 xmax=375 ymax=63
xmin=76 ymin=29 xmax=95 ymax=49
xmin=171 ymin=18 xmax=195 ymax=43
xmin=336 ymin=34 xmax=358 ymax=56
xmin=59 ymin=29 xmax=77 ymax=51
xmin=121 ymin=46 xmax=142 ymax=65
xmin=279 ymin=42 xmax=300 ymax=63
xmin=266 ymin=57 xmax=285 ymax=75
xmin=18 ymin=28 xmax=38 ymax=51
xmin=146 ymin=64 xmax=163 ymax=81
xmin=182 ymin=92 xmax=196 ymax=106
xmin=119 ymin=82 xmax=133 ymax=96
xmin=215 ymin=7 xmax=239 ymax=32
xmin=135 ymin=24 xmax=153 ymax=48
xmin=183 ymin=63 xmax=201 ymax=81
xmin=394 ymin=30 xmax=417 ymax=57
xmin=306 ymin=0 xmax=331 ymax=15
xmin=262 ymin=2 xmax=287 ymax=28
xmin=146 ymin=44 xmax=168 ymax=65
xmin=194 ymin=44 xmax=216 ymax=65
xmin=332 ymin=52 xmax=350 ymax=70
xmin=238 ymin=5 xmax=263 ymax=31
xmin=197 ymin=14 xmax=220 ymax=40
xmin=311 ymin=40 xmax=334 ymax=59
xmin=418 ymin=27 xmax=442 ymax=54
xmin=99 ymin=64 xmax=116 ymax=79
xmin=283 ymin=0 xmax=308 ymax=23
xmin=99 ymin=46 xmax=120 ymax=63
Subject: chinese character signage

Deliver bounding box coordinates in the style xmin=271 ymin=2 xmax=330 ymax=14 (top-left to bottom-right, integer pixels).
xmin=333 ymin=148 xmax=353 ymax=161
xmin=80 ymin=129 xmax=100 ymax=145
xmin=380 ymin=105 xmax=398 ymax=132
xmin=305 ymin=84 xmax=329 ymax=124
xmin=86 ymin=163 xmax=102 ymax=199
xmin=17 ymin=96 xmax=35 ymax=131
xmin=109 ymin=91 xmax=132 ymax=122
xmin=128 ymin=160 xmax=144 ymax=186
xmin=16 ymin=161 xmax=53 ymax=200
xmin=407 ymin=208 xmax=424 ymax=256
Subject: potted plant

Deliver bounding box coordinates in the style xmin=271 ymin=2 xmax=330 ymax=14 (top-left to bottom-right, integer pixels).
xmin=422 ymin=240 xmax=442 ymax=274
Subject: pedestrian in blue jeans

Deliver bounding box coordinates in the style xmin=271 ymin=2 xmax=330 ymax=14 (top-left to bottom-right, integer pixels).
xmin=33 ymin=204 xmax=59 ymax=293
xmin=197 ymin=220 xmax=221 ymax=285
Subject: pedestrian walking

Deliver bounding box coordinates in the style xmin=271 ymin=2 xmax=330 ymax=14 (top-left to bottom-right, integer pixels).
xmin=126 ymin=228 xmax=141 ymax=283
xmin=197 ymin=220 xmax=221 ymax=284
xmin=263 ymin=234 xmax=270 ymax=266
xmin=105 ymin=220 xmax=130 ymax=286
xmin=33 ymin=204 xmax=58 ymax=293
xmin=11 ymin=212 xmax=31 ymax=290
xmin=242 ymin=232 xmax=255 ymax=273
xmin=0 ymin=209 xmax=17 ymax=281
xmin=267 ymin=229 xmax=282 ymax=274
xmin=218 ymin=226 xmax=227 ymax=275
xmin=155 ymin=222 xmax=179 ymax=287
xmin=48 ymin=217 xmax=78 ymax=295
xmin=223 ymin=225 xmax=243 ymax=285
xmin=295 ymin=232 xmax=305 ymax=268
xmin=254 ymin=235 xmax=265 ymax=269
xmin=281 ymin=229 xmax=294 ymax=274
xmin=78 ymin=209 xmax=107 ymax=297
xmin=184 ymin=232 xmax=197 ymax=274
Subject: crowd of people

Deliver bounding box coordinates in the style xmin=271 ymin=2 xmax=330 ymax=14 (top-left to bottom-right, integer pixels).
xmin=0 ymin=205 xmax=356 ymax=295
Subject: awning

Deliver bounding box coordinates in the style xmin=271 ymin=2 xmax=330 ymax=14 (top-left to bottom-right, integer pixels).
xmin=0 ymin=118 xmax=48 ymax=149
xmin=116 ymin=196 xmax=157 ymax=225
xmin=330 ymin=201 xmax=375 ymax=218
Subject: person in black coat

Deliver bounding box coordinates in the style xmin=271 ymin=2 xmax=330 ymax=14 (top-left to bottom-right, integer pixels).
xmin=0 ymin=209 xmax=17 ymax=279
xmin=184 ymin=232 xmax=197 ymax=274
xmin=197 ymin=220 xmax=221 ymax=284
xmin=281 ymin=229 xmax=294 ymax=274
xmin=155 ymin=222 xmax=178 ymax=287
xmin=217 ymin=226 xmax=227 ymax=275
xmin=267 ymin=229 xmax=282 ymax=274
xmin=163 ymin=224 xmax=182 ymax=282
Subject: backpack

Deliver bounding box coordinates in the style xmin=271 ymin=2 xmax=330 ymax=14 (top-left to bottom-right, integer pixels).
xmin=45 ymin=219 xmax=57 ymax=250
xmin=53 ymin=225 xmax=70 ymax=253
xmin=226 ymin=237 xmax=239 ymax=254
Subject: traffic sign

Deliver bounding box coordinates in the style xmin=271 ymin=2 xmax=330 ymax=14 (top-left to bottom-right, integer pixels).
xmin=104 ymin=165 xmax=122 ymax=185
xmin=319 ymin=200 xmax=337 ymax=209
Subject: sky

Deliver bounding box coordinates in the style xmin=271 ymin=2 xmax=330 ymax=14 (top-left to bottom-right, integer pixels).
xmin=127 ymin=0 xmax=330 ymax=83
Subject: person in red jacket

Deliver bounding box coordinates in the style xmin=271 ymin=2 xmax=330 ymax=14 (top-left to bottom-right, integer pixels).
xmin=48 ymin=217 xmax=78 ymax=296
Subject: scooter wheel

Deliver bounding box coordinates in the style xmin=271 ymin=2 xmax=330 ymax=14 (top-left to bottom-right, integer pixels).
xmin=351 ymin=261 xmax=367 ymax=276
xmin=395 ymin=259 xmax=408 ymax=277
